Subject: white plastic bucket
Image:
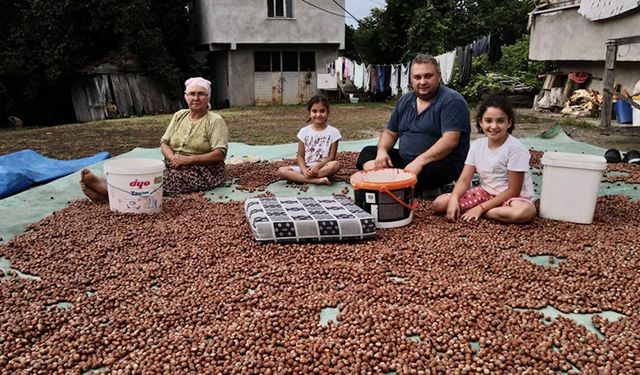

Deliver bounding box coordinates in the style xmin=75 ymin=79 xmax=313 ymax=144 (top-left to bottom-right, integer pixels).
xmin=633 ymin=96 xmax=640 ymax=127
xmin=350 ymin=168 xmax=417 ymax=228
xmin=104 ymin=158 xmax=165 ymax=214
xmin=539 ymin=152 xmax=606 ymax=224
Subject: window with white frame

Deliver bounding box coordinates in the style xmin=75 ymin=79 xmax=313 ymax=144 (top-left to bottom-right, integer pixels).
xmin=267 ymin=0 xmax=293 ymax=18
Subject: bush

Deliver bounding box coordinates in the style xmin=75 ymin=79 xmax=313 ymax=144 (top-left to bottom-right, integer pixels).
xmin=460 ymin=34 xmax=555 ymax=101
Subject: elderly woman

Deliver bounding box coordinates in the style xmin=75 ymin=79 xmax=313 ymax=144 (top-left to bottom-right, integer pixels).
xmin=80 ymin=77 xmax=229 ymax=201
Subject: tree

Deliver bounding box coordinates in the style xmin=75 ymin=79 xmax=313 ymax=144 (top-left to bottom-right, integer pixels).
xmin=0 ymin=0 xmax=201 ymax=126
xmin=346 ymin=0 xmax=534 ymax=63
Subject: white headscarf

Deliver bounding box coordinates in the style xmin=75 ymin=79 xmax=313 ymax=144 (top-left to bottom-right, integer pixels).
xmin=184 ymin=77 xmax=212 ymax=110
xmin=184 ymin=77 xmax=211 ymax=95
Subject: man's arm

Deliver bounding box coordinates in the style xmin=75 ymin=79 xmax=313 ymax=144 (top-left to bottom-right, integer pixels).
xmin=403 ymin=131 xmax=460 ymax=175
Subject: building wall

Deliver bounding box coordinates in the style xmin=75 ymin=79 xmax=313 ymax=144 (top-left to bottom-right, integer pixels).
xmin=556 ymin=61 xmax=640 ymax=93
xmin=195 ymin=0 xmax=345 ymax=49
xmin=219 ymin=45 xmax=339 ymax=107
xmin=529 ymin=7 xmax=640 ymax=92
xmin=228 ymin=50 xmax=255 ymax=107
xmin=529 ymin=8 xmax=640 ymax=61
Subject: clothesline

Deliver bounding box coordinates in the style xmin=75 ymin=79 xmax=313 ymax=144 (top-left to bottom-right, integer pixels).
xmin=323 ymin=32 xmax=505 ymax=96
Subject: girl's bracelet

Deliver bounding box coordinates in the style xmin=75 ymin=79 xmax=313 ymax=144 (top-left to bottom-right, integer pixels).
xmin=478 ymin=203 xmax=486 ymax=212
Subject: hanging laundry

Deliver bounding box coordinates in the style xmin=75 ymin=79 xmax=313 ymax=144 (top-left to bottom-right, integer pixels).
xmin=471 ymin=35 xmax=490 ymax=57
xmin=435 ymin=50 xmax=457 ymax=85
xmin=363 ymin=64 xmax=371 ymax=92
xmin=457 ymin=45 xmax=472 ymax=87
xmin=370 ymin=66 xmax=378 ymax=94
xmin=390 ymin=64 xmax=399 ymax=96
xmin=350 ymin=59 xmax=356 ymax=83
xmin=384 ymin=65 xmax=392 ymax=94
xmin=568 ymin=72 xmax=591 ymax=84
xmin=488 ymin=34 xmax=502 ymax=63
xmin=353 ymin=62 xmax=365 ymax=89
xmin=400 ymin=63 xmax=410 ymax=95
xmin=335 ymin=57 xmax=344 ymax=81
xmin=377 ymin=65 xmax=386 ymax=94
xmin=326 ymin=62 xmax=335 ymax=76
xmin=342 ymin=58 xmax=352 ymax=81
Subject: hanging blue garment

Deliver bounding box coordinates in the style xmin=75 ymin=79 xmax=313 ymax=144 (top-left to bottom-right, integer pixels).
xmin=471 ymin=35 xmax=490 ymax=56
xmin=377 ymin=65 xmax=386 ymax=93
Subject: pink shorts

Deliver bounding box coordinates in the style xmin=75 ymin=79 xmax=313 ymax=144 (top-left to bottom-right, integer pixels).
xmin=457 ymin=186 xmax=534 ymax=211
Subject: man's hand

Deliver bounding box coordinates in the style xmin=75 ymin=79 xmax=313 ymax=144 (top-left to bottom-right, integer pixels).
xmin=374 ymin=150 xmax=393 ymax=169
xmin=403 ymin=159 xmax=424 ymax=176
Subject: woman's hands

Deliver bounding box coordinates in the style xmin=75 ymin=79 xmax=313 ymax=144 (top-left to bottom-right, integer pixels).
xmin=169 ymin=153 xmax=191 ymax=169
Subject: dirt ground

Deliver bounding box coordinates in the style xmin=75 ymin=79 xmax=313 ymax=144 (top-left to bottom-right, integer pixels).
xmin=1 ymin=103 xmax=639 ymax=160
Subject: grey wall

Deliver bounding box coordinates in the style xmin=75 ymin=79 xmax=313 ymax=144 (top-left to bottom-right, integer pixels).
xmin=228 ymin=50 xmax=255 ymax=107
xmin=195 ymin=0 xmax=345 ymax=49
xmin=556 ymin=61 xmax=640 ymax=94
xmin=529 ymin=7 xmax=640 ymax=92
xmin=529 ymin=8 xmax=640 ymax=61
xmin=221 ymin=46 xmax=339 ymax=107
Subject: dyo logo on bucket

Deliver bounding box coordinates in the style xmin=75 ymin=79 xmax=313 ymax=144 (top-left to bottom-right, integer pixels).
xmin=129 ymin=179 xmax=151 ymax=189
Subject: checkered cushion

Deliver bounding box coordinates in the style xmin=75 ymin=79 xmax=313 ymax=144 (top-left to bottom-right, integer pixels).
xmin=244 ymin=196 xmax=376 ymax=242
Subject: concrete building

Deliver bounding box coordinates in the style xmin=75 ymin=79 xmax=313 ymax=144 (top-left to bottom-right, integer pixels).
xmin=193 ymin=0 xmax=345 ymax=108
xmin=529 ymin=0 xmax=640 ymax=92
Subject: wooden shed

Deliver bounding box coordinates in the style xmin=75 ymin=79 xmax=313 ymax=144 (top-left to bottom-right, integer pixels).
xmin=70 ymin=61 xmax=182 ymax=122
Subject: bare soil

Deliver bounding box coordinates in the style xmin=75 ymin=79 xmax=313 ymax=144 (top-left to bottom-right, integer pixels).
xmin=1 ymin=103 xmax=638 ymax=160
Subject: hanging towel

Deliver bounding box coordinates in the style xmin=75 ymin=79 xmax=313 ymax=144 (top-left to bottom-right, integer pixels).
xmin=335 ymin=57 xmax=344 ymax=81
xmin=390 ymin=64 xmax=399 ymax=96
xmin=435 ymin=50 xmax=457 ymax=85
xmin=363 ymin=65 xmax=371 ymax=92
xmin=353 ymin=62 xmax=365 ymax=89
xmin=400 ymin=63 xmax=410 ymax=95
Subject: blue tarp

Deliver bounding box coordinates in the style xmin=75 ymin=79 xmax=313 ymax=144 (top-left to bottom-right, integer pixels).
xmin=0 ymin=149 xmax=111 ymax=199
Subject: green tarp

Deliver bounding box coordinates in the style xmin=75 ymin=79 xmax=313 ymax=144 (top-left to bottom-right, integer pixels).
xmin=1 ymin=126 xmax=634 ymax=244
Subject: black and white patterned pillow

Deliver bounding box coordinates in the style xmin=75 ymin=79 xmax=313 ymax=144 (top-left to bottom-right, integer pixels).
xmin=244 ymin=196 xmax=376 ymax=242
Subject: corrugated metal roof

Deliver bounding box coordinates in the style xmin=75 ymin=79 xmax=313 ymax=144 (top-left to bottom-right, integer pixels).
xmin=578 ymin=0 xmax=640 ymax=21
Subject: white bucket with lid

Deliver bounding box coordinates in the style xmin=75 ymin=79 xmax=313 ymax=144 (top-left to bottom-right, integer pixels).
xmin=539 ymin=152 xmax=606 ymax=224
xmin=104 ymin=158 xmax=165 ymax=214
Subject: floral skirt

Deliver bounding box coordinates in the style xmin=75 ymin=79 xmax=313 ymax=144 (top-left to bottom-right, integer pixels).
xmin=163 ymin=161 xmax=225 ymax=196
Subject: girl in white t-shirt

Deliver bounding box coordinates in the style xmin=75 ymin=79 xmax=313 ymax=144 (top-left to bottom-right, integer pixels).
xmin=432 ymin=94 xmax=536 ymax=223
xmin=277 ymin=95 xmax=342 ymax=185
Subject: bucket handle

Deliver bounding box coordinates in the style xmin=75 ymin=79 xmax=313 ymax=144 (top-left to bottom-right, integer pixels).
xmin=380 ymin=186 xmax=417 ymax=211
